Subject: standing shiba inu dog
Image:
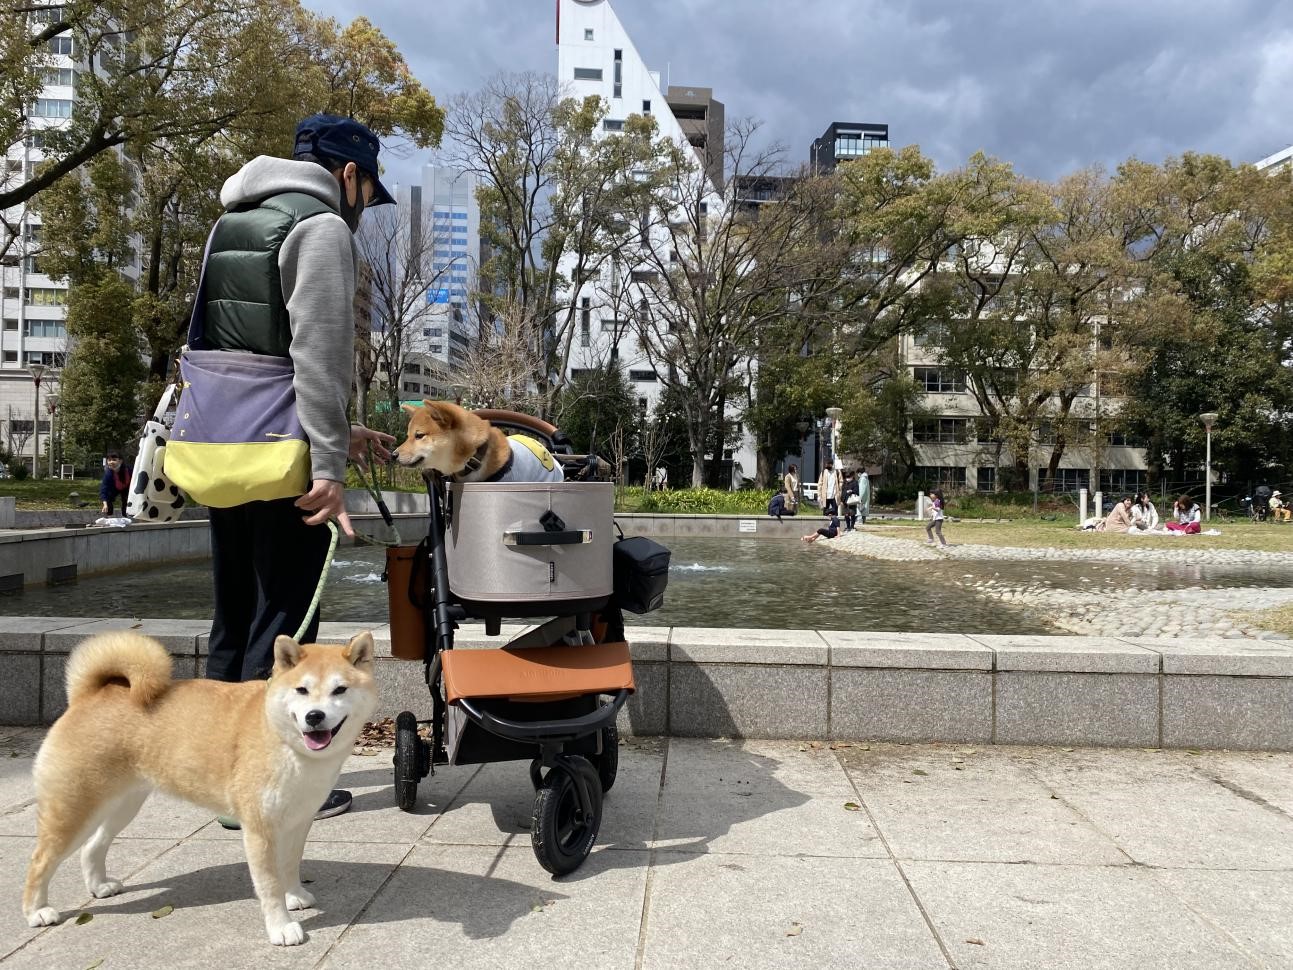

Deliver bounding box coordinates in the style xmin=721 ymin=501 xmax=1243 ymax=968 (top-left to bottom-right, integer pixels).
xmin=393 ymin=400 xmax=563 ymax=483
xmin=23 ymin=630 xmax=377 ymax=946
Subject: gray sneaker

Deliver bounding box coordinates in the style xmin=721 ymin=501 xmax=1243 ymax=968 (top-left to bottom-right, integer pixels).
xmin=315 ymin=789 xmax=352 ymax=820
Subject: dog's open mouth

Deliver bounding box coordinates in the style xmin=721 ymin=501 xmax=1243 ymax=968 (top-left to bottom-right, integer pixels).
xmin=302 ymin=717 xmax=347 ymax=752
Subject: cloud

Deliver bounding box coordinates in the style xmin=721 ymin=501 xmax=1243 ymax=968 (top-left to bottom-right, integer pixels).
xmin=305 ymin=0 xmax=1293 ymax=181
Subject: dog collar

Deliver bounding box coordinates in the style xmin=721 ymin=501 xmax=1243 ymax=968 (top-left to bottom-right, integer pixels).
xmin=451 ymin=440 xmax=492 ymax=482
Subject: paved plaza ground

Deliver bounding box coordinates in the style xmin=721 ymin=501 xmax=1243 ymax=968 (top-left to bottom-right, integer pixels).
xmin=2 ymin=728 xmax=1292 ymax=969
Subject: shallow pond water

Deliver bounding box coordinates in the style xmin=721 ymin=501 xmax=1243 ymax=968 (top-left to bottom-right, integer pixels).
xmin=4 ymin=537 xmax=1293 ymax=634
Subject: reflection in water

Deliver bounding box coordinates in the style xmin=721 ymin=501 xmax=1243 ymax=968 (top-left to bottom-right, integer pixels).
xmin=2 ymin=536 xmax=1292 ymax=634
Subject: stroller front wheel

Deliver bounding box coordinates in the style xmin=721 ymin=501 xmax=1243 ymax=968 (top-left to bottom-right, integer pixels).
xmin=531 ymin=755 xmax=602 ymax=876
xmin=393 ymin=711 xmax=427 ymax=813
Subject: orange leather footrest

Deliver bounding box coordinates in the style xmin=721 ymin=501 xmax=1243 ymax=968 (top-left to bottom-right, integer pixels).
xmin=441 ymin=641 xmax=635 ymax=706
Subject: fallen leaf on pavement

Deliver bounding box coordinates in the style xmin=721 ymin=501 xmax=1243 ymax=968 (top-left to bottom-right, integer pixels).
xmin=913 ymin=769 xmax=928 ymax=776
xmin=786 ymin=923 xmax=803 ymax=937
xmin=966 ymin=937 xmax=985 ymax=946
xmin=75 ymin=912 xmax=93 ymax=925
xmin=150 ymin=904 xmax=173 ymax=919
xmin=843 ymin=802 xmax=860 ymax=812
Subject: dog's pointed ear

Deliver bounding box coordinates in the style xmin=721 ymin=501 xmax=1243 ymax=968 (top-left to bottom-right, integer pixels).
xmin=400 ymin=402 xmax=419 ymax=414
xmin=424 ymin=400 xmax=459 ymax=428
xmin=344 ymin=631 xmax=375 ymax=671
xmin=273 ymin=635 xmax=303 ymax=672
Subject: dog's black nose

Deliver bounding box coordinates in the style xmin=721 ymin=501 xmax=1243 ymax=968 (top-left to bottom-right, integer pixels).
xmin=304 ymin=709 xmax=326 ymax=727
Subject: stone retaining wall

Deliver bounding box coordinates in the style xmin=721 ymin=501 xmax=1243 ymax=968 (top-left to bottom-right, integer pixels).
xmin=3 ymin=616 xmax=1291 ymax=751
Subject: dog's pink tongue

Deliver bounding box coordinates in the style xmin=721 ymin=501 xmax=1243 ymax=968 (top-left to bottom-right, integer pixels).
xmin=303 ymin=730 xmax=332 ymax=751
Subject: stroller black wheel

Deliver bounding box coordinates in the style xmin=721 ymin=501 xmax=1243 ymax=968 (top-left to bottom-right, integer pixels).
xmin=595 ymin=720 xmax=619 ymax=794
xmin=393 ymin=711 xmax=423 ymax=813
xmin=531 ymin=756 xmax=602 ymax=876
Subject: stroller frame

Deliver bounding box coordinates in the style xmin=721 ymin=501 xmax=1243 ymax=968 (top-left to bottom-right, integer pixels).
xmin=391 ymin=411 xmax=629 ymax=876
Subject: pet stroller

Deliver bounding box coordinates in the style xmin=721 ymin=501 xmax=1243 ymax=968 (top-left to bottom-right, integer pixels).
xmin=384 ymin=410 xmax=669 ymax=875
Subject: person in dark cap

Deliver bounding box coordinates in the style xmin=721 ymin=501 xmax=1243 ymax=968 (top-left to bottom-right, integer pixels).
xmin=201 ymin=113 xmax=397 ymax=824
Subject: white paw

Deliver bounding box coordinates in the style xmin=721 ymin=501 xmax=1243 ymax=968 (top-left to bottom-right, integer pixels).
xmin=267 ymin=919 xmax=306 ymax=946
xmin=285 ymin=887 xmax=316 ymax=911
xmin=27 ymin=906 xmax=61 ymax=927
xmin=89 ymin=879 xmax=123 ymax=899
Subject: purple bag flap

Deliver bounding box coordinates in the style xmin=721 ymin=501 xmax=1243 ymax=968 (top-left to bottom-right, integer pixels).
xmin=172 ymin=350 xmax=303 ymax=445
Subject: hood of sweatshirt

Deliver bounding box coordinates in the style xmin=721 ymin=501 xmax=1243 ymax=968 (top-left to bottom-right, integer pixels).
xmin=219 ymin=156 xmax=341 ymax=212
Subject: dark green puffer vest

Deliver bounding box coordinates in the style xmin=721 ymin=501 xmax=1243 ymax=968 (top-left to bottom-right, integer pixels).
xmin=202 ymin=192 xmax=333 ymax=356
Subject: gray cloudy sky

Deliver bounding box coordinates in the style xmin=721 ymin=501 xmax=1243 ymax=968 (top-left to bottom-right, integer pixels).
xmin=307 ymin=0 xmax=1293 ymax=185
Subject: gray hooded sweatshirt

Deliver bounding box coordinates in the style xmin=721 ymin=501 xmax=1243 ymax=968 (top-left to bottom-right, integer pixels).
xmin=218 ymin=156 xmax=358 ymax=484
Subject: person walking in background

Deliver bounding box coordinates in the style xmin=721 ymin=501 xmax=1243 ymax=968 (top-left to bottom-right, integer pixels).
xmin=842 ymin=469 xmax=860 ymax=531
xmin=783 ymin=464 xmax=800 ymax=515
xmin=99 ymin=450 xmax=131 ymax=517
xmin=857 ymin=469 xmax=871 ymax=526
xmin=818 ymin=461 xmax=840 ymax=516
xmin=925 ymin=488 xmax=948 ymax=546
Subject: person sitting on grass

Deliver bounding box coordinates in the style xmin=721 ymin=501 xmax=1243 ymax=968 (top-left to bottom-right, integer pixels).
xmin=1164 ymin=494 xmax=1202 ymax=534
xmin=1103 ymin=495 xmax=1135 ymax=533
xmin=1131 ymin=492 xmax=1160 ymax=531
xmin=802 ymin=512 xmax=841 ymax=543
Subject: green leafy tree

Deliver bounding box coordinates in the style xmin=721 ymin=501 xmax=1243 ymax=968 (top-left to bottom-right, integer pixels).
xmin=554 ymin=364 xmax=637 ymax=461
xmin=1121 ymin=155 xmax=1293 ymax=485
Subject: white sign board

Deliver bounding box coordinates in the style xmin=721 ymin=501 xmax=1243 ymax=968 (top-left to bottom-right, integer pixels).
xmin=738 ymin=519 xmax=757 ymax=533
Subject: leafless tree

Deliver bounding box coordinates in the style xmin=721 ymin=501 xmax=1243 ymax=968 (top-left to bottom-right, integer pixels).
xmin=443 ymin=72 xmax=661 ymax=415
xmin=631 ymin=120 xmax=832 ymax=486
xmin=354 ymin=198 xmax=457 ymax=421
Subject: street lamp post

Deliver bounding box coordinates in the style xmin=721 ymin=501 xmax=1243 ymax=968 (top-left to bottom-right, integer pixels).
xmin=27 ymin=363 xmax=46 ymax=479
xmin=826 ymin=406 xmax=842 ymax=468
xmin=1200 ymin=412 xmax=1218 ymax=521
xmin=45 ymin=393 xmax=59 ymax=479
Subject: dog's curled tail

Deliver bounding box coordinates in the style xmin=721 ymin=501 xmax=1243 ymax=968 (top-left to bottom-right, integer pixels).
xmin=65 ymin=631 xmax=173 ymax=708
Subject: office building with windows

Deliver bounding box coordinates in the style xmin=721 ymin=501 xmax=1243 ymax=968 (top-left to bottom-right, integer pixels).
xmin=809 ymin=121 xmax=889 ymax=173
xmin=0 ymin=4 xmax=106 ymax=463
xmin=665 ymin=85 xmax=725 ymax=188
xmin=898 ymin=323 xmax=1148 ymax=495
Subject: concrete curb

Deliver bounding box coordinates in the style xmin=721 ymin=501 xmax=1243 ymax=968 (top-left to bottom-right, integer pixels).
xmin=2 ymin=617 xmax=1291 ymax=750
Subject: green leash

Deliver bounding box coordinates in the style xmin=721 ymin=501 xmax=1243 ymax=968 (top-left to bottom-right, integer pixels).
xmin=289 ymin=451 xmax=402 ymax=643
xmin=293 ymin=518 xmax=340 ymax=642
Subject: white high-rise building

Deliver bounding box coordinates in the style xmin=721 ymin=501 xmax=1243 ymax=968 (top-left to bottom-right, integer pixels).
xmin=1255 ymin=144 xmax=1293 ymax=175
xmin=556 ymin=0 xmax=756 ymax=485
xmin=0 ymin=7 xmax=78 ymax=463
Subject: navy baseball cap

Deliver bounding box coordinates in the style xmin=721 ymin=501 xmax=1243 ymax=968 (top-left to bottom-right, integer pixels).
xmin=293 ymin=113 xmax=395 ymax=206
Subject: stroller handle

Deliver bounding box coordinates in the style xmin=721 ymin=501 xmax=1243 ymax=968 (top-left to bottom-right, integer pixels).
xmin=457 ymin=689 xmax=630 ymax=741
xmin=503 ymin=529 xmax=594 ymax=546
xmin=474 ymin=409 xmax=559 ymax=441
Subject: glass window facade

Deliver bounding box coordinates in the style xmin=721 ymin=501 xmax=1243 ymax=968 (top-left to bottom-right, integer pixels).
xmin=913 ymin=367 xmax=966 ymax=393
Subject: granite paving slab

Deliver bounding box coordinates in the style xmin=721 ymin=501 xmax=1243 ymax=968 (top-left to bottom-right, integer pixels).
xmin=903 ymin=860 xmax=1257 ymax=970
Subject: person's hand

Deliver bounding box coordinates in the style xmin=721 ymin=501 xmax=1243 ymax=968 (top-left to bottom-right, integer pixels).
xmin=349 ymin=425 xmax=395 ymax=471
xmin=100 ymin=502 xmax=109 ymax=515
xmin=295 ymin=479 xmax=353 ymax=537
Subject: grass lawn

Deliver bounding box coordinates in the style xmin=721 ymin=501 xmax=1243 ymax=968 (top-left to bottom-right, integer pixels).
xmin=1232 ymin=603 xmax=1293 ymax=637
xmin=872 ymin=518 xmax=1293 ymax=554
xmin=0 ymin=477 xmax=102 ymax=510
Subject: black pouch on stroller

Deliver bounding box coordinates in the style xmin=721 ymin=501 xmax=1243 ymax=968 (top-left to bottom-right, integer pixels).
xmin=613 ymin=532 xmax=671 ymax=614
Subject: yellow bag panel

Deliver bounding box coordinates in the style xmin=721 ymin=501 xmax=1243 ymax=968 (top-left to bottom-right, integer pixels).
xmin=164 ymin=440 xmax=310 ymax=508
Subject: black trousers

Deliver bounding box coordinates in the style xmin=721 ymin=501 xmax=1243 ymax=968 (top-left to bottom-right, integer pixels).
xmin=206 ymin=497 xmax=331 ymax=682
xmin=823 ymin=498 xmax=838 ymax=516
